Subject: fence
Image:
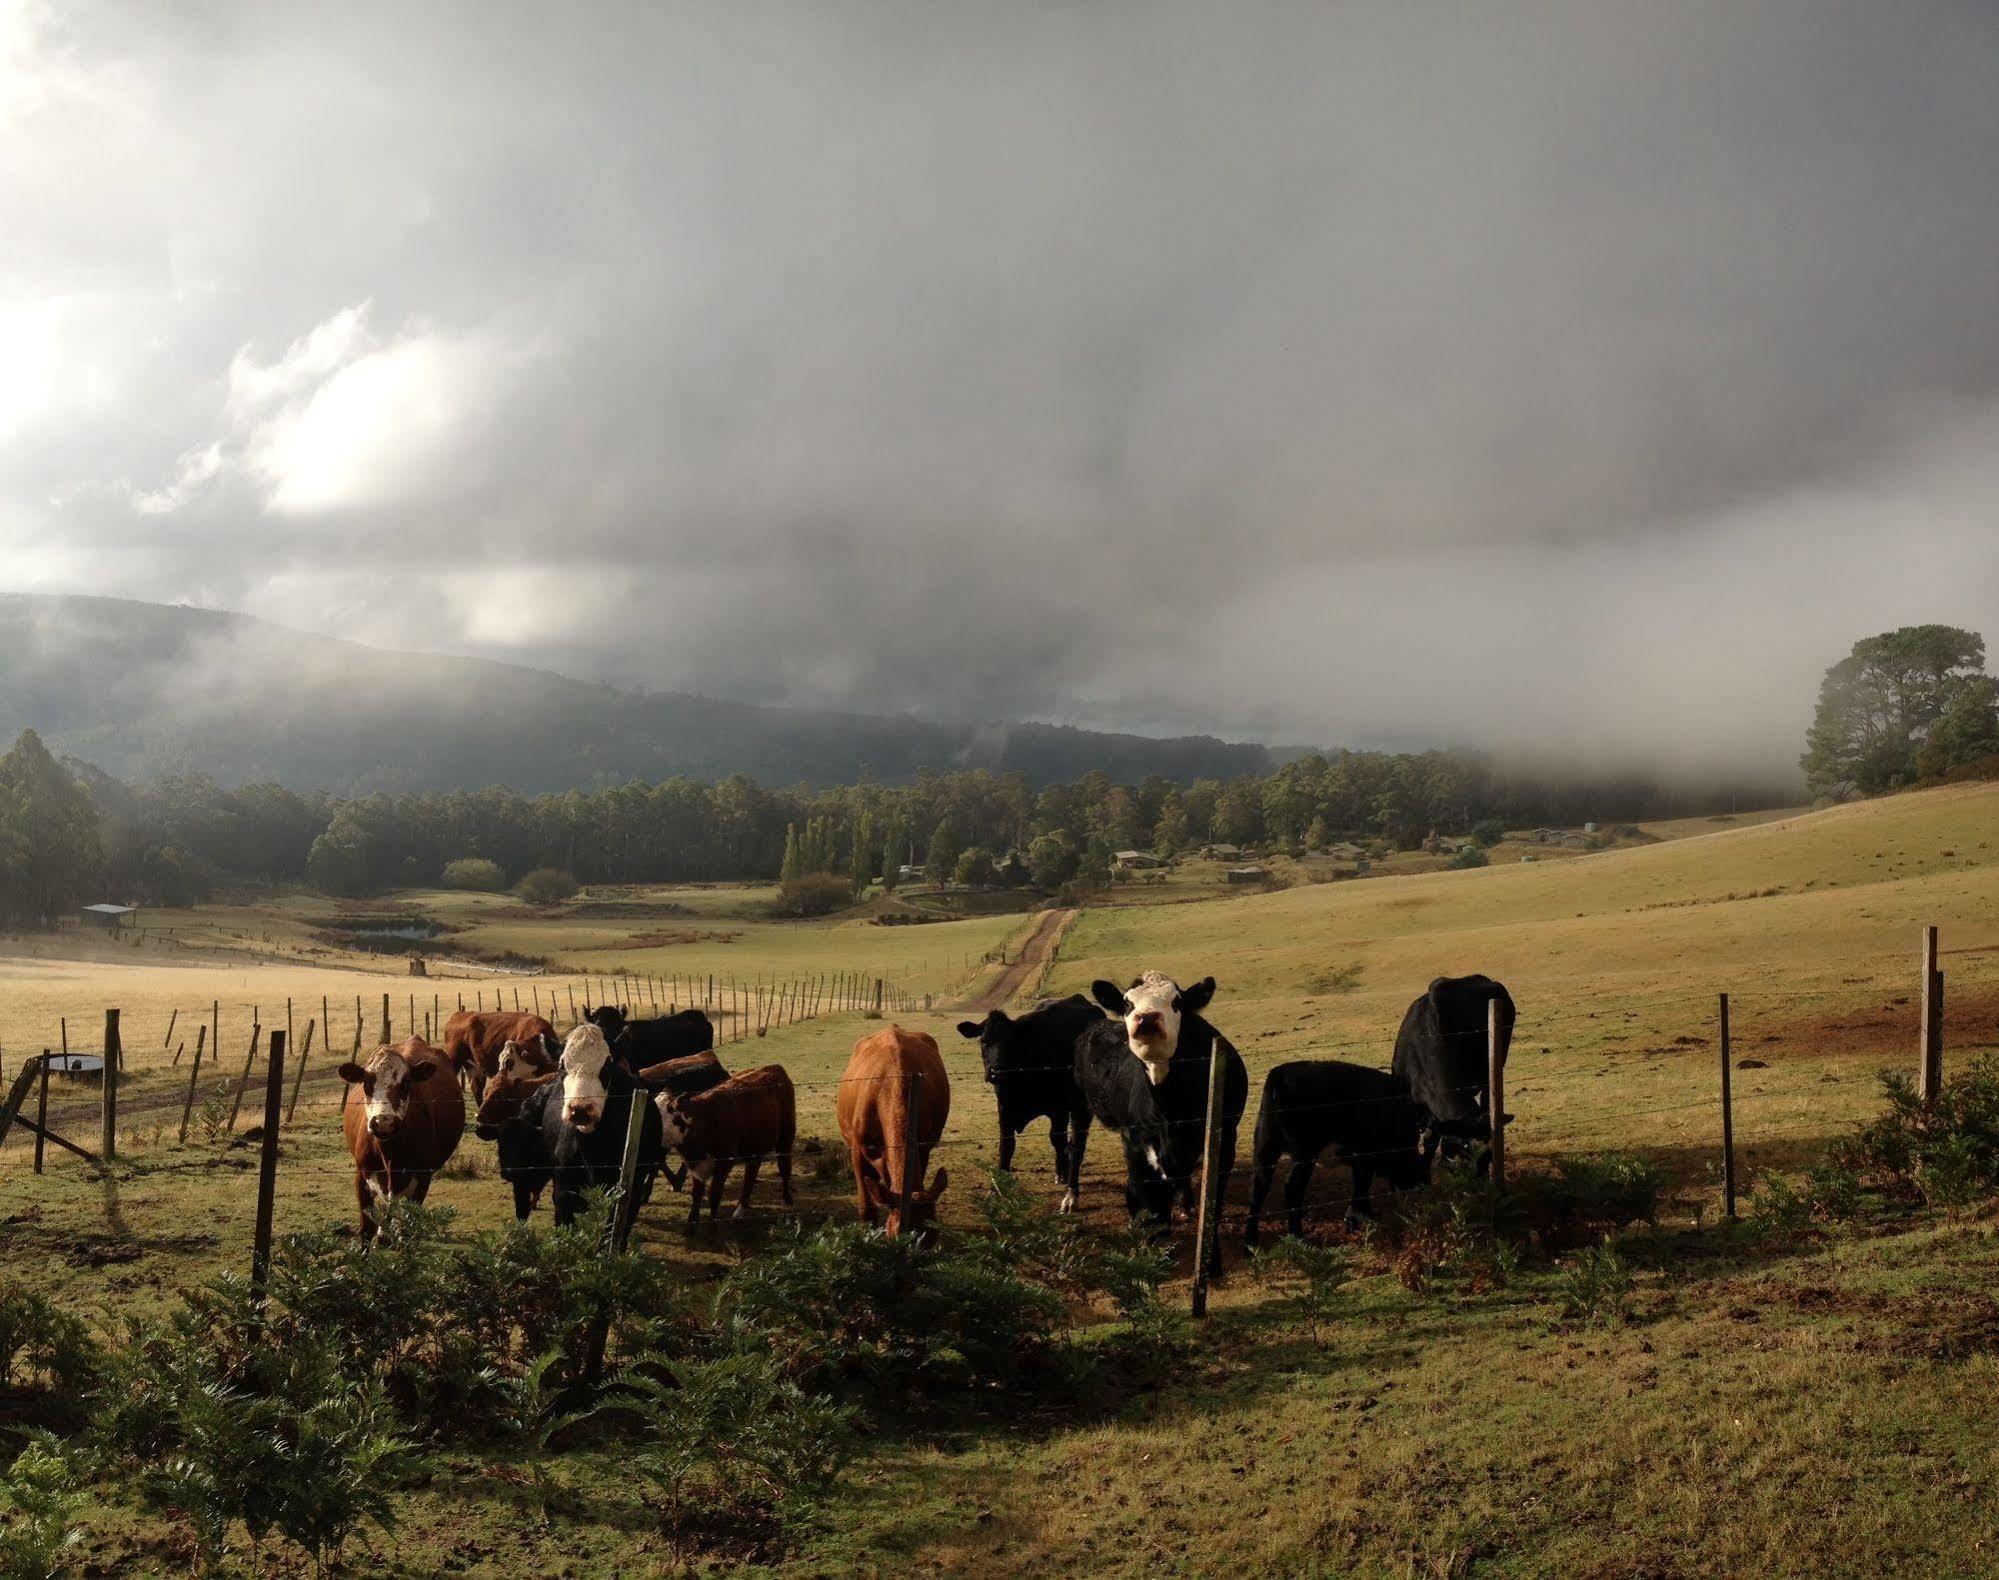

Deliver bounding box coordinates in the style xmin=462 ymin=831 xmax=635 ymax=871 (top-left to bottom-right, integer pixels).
xmin=0 ymin=926 xmax=1973 ymax=1321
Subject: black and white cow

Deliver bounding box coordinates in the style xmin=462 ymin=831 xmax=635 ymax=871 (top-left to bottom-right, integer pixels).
xmin=1390 ymin=974 xmax=1516 ymax=1170
xmin=585 ymin=1005 xmax=715 ymax=1067
xmin=955 ymin=994 xmax=1103 ymax=1196
xmin=541 ymin=1024 xmax=668 ymax=1230
xmin=1243 ymin=1061 xmax=1431 ymax=1245
xmin=1071 ymin=972 xmax=1249 ymax=1271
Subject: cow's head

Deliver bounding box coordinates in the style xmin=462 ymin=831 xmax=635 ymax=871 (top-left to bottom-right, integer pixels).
xmin=474 ymin=1040 xmax=560 ymax=1139
xmin=867 ymin=1167 xmax=950 ymax=1240
xmin=584 ymin=1004 xmax=628 ymax=1042
xmin=955 ymin=1011 xmax=1011 ymax=1083
xmin=1090 ymin=972 xmax=1216 ymax=1085
xmin=559 ymin=1024 xmax=617 ymax=1133
xmin=653 ymin=1091 xmax=693 ymax=1149
xmin=338 ymin=1044 xmax=439 ymax=1138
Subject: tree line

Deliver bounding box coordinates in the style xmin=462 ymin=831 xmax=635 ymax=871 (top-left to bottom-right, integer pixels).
xmin=1 ymin=724 xmax=1794 ymax=919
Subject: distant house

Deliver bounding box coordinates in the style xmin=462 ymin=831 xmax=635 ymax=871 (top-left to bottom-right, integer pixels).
xmin=1204 ymin=843 xmax=1244 ymax=860
xmin=1559 ymin=834 xmax=1590 ymax=849
xmin=1224 ymin=864 xmax=1268 ymax=885
xmin=1326 ymin=841 xmax=1364 ymax=861
xmin=896 ymin=864 xmax=926 ymax=881
xmin=1114 ymin=850 xmax=1164 ymax=870
xmin=1582 ymin=821 xmax=1599 ymax=834
xmin=81 ymin=903 xmax=137 ymax=929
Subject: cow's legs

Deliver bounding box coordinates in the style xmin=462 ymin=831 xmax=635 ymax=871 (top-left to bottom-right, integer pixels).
xmin=511 ymin=1179 xmax=536 ymax=1221
xmin=1062 ymin=1111 xmax=1092 ymax=1213
xmin=853 ymin=1154 xmax=877 ymax=1224
xmin=777 ymin=1147 xmax=794 ymax=1206
xmin=686 ymin=1172 xmax=705 ymax=1226
xmin=1049 ymin=1115 xmax=1071 ymax=1184
xmin=707 ymin=1161 xmax=731 ymax=1223
xmin=997 ymin=1124 xmax=1017 ymax=1172
xmin=1347 ymin=1157 xmax=1377 ymax=1224
xmin=1244 ymin=1155 xmax=1275 ymax=1248
xmin=355 ymin=1170 xmax=377 ymax=1241
xmin=733 ymin=1159 xmax=761 ymax=1220
xmin=1284 ymin=1156 xmax=1317 ymax=1238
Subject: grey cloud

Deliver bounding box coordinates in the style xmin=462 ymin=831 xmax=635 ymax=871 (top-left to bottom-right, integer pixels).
xmin=7 ymin=0 xmax=1999 ymax=785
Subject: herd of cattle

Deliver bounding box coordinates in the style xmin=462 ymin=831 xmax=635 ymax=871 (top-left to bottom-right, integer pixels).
xmin=333 ymin=971 xmax=1517 ymax=1267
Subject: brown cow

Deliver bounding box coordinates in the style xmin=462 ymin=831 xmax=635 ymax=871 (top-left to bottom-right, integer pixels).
xmin=654 ymin=1064 xmax=796 ymax=1225
xmin=440 ymin=1009 xmax=557 ymax=1100
xmin=836 ymin=1027 xmax=950 ymax=1237
xmin=473 ymin=1041 xmax=564 ymax=1220
xmin=338 ymin=1037 xmax=466 ymax=1239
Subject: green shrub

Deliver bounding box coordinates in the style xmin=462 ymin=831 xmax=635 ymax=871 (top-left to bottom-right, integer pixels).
xmin=1540 ymin=1152 xmax=1663 ymax=1232
xmin=1449 ymin=845 xmax=1490 ymax=869
xmin=1471 ymin=819 xmax=1506 ymax=848
xmin=440 ymin=857 xmax=506 ymax=891
xmin=1844 ymin=1058 xmax=1999 ymax=1213
xmin=1250 ymin=1236 xmax=1352 ymax=1346
xmin=1550 ymin=1243 xmax=1633 ymax=1328
xmin=1392 ymin=1162 xmax=1525 ymax=1294
xmin=0 ymin=1287 xmax=102 ymax=1406
xmin=0 ymin=1435 xmax=86 ymax=1580
xmin=513 ymin=867 xmax=579 ymax=905
xmin=776 ymin=872 xmax=854 ymax=917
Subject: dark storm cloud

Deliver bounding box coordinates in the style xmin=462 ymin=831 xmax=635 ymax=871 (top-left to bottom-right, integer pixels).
xmin=6 ymin=0 xmax=1999 ymax=781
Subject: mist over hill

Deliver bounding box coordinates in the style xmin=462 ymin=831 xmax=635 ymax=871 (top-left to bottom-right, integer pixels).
xmin=0 ymin=595 xmax=1283 ymax=795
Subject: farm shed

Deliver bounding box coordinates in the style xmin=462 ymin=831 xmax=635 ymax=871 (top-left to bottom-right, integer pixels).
xmin=1203 ymin=843 xmax=1244 ymax=860
xmin=1224 ymin=865 xmax=1268 ymax=885
xmin=80 ymin=903 xmax=136 ymax=929
xmin=1114 ymin=850 xmax=1164 ymax=869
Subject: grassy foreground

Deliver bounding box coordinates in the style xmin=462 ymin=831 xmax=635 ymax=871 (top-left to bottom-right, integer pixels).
xmin=4 ymin=786 xmax=1999 ymax=1575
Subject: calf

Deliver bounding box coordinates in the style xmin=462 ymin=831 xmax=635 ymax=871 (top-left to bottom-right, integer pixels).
xmin=836 ymin=1027 xmax=951 ymax=1238
xmin=440 ymin=1009 xmax=558 ymax=1101
xmin=956 ymin=994 xmax=1101 ymax=1197
xmin=1243 ymin=1061 xmax=1430 ymax=1246
xmin=631 ymin=1048 xmax=730 ymax=1190
xmin=338 ymin=1037 xmax=466 ymax=1239
xmin=540 ymin=1024 xmax=667 ymax=1230
xmin=1071 ymin=972 xmax=1248 ymax=1274
xmin=472 ymin=1041 xmax=562 ymax=1220
xmin=654 ymin=1065 xmax=796 ymax=1225
xmin=585 ymin=1004 xmax=714 ymax=1066
xmin=1390 ymin=974 xmax=1516 ymax=1170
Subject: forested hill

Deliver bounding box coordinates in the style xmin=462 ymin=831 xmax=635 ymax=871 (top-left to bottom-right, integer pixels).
xmin=0 ymin=595 xmax=1280 ymax=795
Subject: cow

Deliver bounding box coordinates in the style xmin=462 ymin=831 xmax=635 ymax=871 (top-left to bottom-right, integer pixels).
xmin=439 ymin=1009 xmax=559 ymax=1102
xmin=1071 ymin=972 xmax=1248 ymax=1273
xmin=836 ymin=1026 xmax=951 ymax=1238
xmin=585 ymin=1004 xmax=715 ymax=1068
xmin=1390 ymin=975 xmax=1516 ymax=1171
xmin=654 ymin=1064 xmax=796 ymax=1226
xmin=472 ymin=1040 xmax=563 ymax=1220
xmin=956 ymin=994 xmax=1102 ymax=1194
xmin=1243 ymin=1061 xmax=1431 ymax=1246
xmin=338 ymin=1037 xmax=466 ymax=1239
xmin=628 ymin=1048 xmax=730 ymax=1189
xmin=540 ymin=1024 xmax=668 ymax=1230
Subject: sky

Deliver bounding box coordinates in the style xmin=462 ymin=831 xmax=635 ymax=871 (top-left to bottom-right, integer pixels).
xmin=6 ymin=0 xmax=1999 ymax=785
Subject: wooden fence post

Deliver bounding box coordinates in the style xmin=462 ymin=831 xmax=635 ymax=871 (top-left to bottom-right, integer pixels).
xmin=34 ymin=1051 xmax=49 ymax=1174
xmin=225 ymin=1022 xmax=261 ymax=1133
xmin=874 ymin=978 xmax=884 ymax=1013
xmin=165 ymin=1008 xmax=180 ymax=1063
xmin=1487 ymin=999 xmax=1505 ymax=1189
xmin=250 ymin=1030 xmax=286 ymax=1302
xmin=1719 ymin=993 xmax=1736 ymax=1220
xmin=1916 ymin=925 xmax=1945 ymax=1104
xmin=381 ymin=994 xmax=391 ymax=1046
xmin=285 ymin=1019 xmax=317 ymax=1126
xmin=101 ymin=1009 xmax=120 ymax=1163
xmin=1190 ymin=1034 xmax=1229 ymax=1318
xmin=610 ymin=1088 xmax=649 ymax=1254
xmin=179 ymin=1024 xmax=208 ymax=1144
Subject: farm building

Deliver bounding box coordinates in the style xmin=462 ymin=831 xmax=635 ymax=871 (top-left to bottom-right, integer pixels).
xmin=1203 ymin=843 xmax=1244 ymax=860
xmin=80 ymin=903 xmax=137 ymax=929
xmin=1224 ymin=864 xmax=1268 ymax=884
xmin=1114 ymin=850 xmax=1164 ymax=870
xmin=896 ymin=863 xmax=926 ymax=882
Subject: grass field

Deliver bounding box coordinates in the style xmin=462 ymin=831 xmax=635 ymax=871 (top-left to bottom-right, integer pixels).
xmin=4 ymin=786 xmax=1999 ymax=1575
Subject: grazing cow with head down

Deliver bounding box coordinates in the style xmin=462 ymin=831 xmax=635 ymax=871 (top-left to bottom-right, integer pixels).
xmin=440 ymin=1009 xmax=558 ymax=1101
xmin=836 ymin=1027 xmax=951 ymax=1238
xmin=1071 ymin=972 xmax=1249 ymax=1272
xmin=338 ymin=1036 xmax=466 ymax=1239
xmin=1243 ymin=1060 xmax=1431 ymax=1246
xmin=585 ymin=1005 xmax=714 ymax=1068
xmin=472 ymin=1040 xmax=563 ymax=1220
xmin=955 ymin=993 xmax=1102 ymax=1195
xmin=654 ymin=1064 xmax=796 ymax=1225
xmin=538 ymin=1024 xmax=667 ymax=1229
xmin=1390 ymin=975 xmax=1516 ymax=1170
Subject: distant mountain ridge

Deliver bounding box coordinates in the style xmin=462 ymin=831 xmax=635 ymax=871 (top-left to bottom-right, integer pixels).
xmin=0 ymin=594 xmax=1283 ymax=795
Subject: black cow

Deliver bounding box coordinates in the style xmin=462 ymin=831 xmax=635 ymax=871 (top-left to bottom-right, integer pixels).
xmin=1070 ymin=971 xmax=1249 ymax=1273
xmin=472 ymin=1067 xmax=561 ymax=1221
xmin=586 ymin=1005 xmax=715 ymax=1067
xmin=955 ymin=994 xmax=1102 ymax=1196
xmin=1390 ymin=974 xmax=1516 ymax=1170
xmin=1243 ymin=1061 xmax=1430 ymax=1245
xmin=543 ymin=1026 xmax=668 ymax=1230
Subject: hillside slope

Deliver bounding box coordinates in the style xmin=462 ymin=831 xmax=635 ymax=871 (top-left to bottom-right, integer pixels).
xmin=0 ymin=594 xmax=1278 ymax=794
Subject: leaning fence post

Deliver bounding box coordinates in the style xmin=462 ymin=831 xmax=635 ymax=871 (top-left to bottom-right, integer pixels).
xmin=225 ymin=1022 xmax=261 ymax=1133
xmin=1918 ymin=925 xmax=1942 ymax=1104
xmin=1487 ymin=999 xmax=1504 ymax=1189
xmin=1719 ymin=993 xmax=1736 ymax=1221
xmin=34 ymin=1051 xmax=50 ymax=1175
xmin=898 ymin=1070 xmax=924 ymax=1228
xmin=610 ymin=1086 xmax=649 ymax=1253
xmin=285 ymin=1019 xmax=316 ymax=1126
xmin=1190 ymin=1035 xmax=1229 ymax=1318
xmin=250 ymin=1030 xmax=287 ymax=1303
xmin=101 ymin=1009 xmax=121 ymax=1163
xmin=178 ymin=1024 xmax=208 ymax=1144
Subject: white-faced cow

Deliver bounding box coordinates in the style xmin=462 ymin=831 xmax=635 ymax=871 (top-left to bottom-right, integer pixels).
xmin=1070 ymin=972 xmax=1248 ymax=1272
xmin=1390 ymin=974 xmax=1516 ymax=1171
xmin=338 ymin=1036 xmax=466 ymax=1239
xmin=955 ymin=993 xmax=1101 ymax=1194
xmin=538 ymin=1024 xmax=667 ymax=1229
xmin=1243 ymin=1060 xmax=1431 ymax=1246
xmin=653 ymin=1064 xmax=796 ymax=1226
